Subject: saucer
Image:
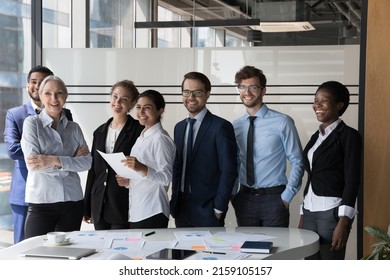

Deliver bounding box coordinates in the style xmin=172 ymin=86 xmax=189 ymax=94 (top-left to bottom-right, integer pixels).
xmin=44 ymin=238 xmax=72 ymax=247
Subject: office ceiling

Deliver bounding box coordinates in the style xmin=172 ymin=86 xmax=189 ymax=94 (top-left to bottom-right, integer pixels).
xmin=158 ymin=0 xmax=362 ymax=45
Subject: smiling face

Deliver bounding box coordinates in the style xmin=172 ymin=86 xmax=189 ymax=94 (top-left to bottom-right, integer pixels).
xmin=182 ymin=78 xmax=210 ymax=117
xmin=39 ymin=79 xmax=67 ymax=120
xmin=27 ymin=72 xmax=51 ymax=106
xmin=238 ymin=77 xmax=265 ymax=111
xmin=313 ymin=88 xmax=344 ymax=128
xmin=110 ymin=86 xmax=135 ymax=117
xmin=135 ymin=96 xmax=163 ymax=129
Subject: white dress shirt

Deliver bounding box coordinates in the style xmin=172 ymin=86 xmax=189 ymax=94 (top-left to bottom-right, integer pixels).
xmin=128 ymin=122 xmax=175 ymax=222
xmin=21 ymin=109 xmax=92 ymax=203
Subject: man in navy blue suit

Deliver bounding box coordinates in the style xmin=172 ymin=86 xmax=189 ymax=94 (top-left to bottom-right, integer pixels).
xmin=4 ymin=66 xmax=72 ymax=243
xmin=170 ymin=72 xmax=237 ymax=227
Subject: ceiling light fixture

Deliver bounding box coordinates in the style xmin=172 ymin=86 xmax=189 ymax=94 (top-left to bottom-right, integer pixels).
xmin=135 ymin=19 xmax=261 ymax=29
xmin=250 ymin=22 xmax=315 ymax=33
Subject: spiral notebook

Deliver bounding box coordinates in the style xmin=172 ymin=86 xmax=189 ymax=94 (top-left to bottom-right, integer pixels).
xmin=20 ymin=246 xmax=96 ymax=260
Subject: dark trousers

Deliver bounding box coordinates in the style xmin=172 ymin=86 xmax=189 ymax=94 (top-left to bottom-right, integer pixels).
xmin=93 ymin=207 xmax=129 ymax=230
xmin=129 ymin=213 xmax=169 ymax=229
xmin=232 ymin=186 xmax=289 ymax=227
xmin=94 ymin=219 xmax=130 ymax=230
xmin=11 ymin=204 xmax=28 ymax=243
xmin=174 ymin=193 xmax=226 ymax=227
xmin=302 ymin=207 xmax=349 ymax=260
xmin=25 ymin=200 xmax=83 ymax=239
xmin=174 ymin=210 xmax=226 ymax=228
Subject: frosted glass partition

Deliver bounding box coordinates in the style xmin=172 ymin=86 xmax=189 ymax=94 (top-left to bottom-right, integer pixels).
xmin=44 ymin=45 xmax=360 ymax=258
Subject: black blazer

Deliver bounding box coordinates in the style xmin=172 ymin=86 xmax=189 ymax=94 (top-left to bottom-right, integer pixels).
xmin=302 ymin=121 xmax=362 ymax=207
xmin=63 ymin=108 xmax=73 ymax=121
xmin=84 ymin=116 xmax=143 ymax=225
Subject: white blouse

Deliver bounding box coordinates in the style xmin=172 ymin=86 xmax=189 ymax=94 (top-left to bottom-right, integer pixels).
xmin=127 ymin=122 xmax=175 ymax=222
xmin=105 ymin=125 xmax=122 ymax=153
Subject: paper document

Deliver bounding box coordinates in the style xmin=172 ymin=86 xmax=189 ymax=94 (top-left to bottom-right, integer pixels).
xmin=97 ymin=150 xmax=143 ymax=179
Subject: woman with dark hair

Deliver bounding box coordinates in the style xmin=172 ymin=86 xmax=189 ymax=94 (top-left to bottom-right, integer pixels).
xmin=298 ymin=81 xmax=362 ymax=259
xmin=116 ymin=90 xmax=175 ymax=228
xmin=84 ymin=80 xmax=144 ymax=230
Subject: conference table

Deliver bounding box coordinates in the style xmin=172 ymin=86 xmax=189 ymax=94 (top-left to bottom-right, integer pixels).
xmin=0 ymin=227 xmax=319 ymax=260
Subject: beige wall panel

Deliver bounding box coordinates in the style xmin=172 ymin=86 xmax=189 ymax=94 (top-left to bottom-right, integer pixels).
xmin=364 ymin=0 xmax=390 ymax=255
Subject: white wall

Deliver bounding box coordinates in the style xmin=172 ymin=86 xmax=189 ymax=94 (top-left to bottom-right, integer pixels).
xmin=43 ymin=45 xmax=360 ymax=258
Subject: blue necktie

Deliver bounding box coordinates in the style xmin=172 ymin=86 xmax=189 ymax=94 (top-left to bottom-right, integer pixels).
xmin=247 ymin=116 xmax=256 ymax=186
xmin=184 ymin=118 xmax=196 ymax=197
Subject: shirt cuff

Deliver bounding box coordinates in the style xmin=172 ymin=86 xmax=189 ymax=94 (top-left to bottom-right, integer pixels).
xmin=338 ymin=205 xmax=357 ymax=219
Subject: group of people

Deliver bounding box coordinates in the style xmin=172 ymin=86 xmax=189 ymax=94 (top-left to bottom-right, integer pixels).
xmin=4 ymin=65 xmax=362 ymax=260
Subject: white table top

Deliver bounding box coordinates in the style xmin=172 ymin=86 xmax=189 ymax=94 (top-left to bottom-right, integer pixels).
xmin=0 ymin=227 xmax=319 ymax=260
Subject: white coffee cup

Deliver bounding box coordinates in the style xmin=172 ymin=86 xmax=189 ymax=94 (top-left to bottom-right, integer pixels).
xmin=46 ymin=232 xmax=66 ymax=245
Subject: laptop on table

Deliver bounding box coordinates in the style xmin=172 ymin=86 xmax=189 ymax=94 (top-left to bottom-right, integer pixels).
xmin=20 ymin=246 xmax=96 ymax=260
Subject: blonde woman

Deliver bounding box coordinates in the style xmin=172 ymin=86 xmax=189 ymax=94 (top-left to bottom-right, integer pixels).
xmin=21 ymin=75 xmax=92 ymax=238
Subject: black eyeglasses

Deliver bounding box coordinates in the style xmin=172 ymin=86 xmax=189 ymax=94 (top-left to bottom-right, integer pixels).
xmin=237 ymin=85 xmax=263 ymax=93
xmin=182 ymin=90 xmax=205 ymax=97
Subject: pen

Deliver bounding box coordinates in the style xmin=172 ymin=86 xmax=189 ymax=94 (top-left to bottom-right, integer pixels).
xmin=145 ymin=231 xmax=155 ymax=237
xmin=203 ymin=251 xmax=226 ymax=255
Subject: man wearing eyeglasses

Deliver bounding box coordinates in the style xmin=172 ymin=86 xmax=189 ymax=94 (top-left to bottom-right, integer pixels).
xmin=170 ymin=71 xmax=237 ymax=227
xmin=231 ymin=65 xmax=303 ymax=227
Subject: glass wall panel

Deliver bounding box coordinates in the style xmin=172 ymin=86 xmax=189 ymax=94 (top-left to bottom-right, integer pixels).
xmin=90 ymin=0 xmax=134 ymax=48
xmin=0 ymin=0 xmax=32 ymax=246
xmin=157 ymin=5 xmax=182 ymax=48
xmin=42 ymin=0 xmax=71 ymax=48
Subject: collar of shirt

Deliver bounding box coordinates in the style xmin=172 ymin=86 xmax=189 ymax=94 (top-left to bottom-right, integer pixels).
xmin=39 ymin=109 xmax=69 ymax=128
xmin=318 ymin=119 xmax=341 ymax=139
xmin=245 ymin=103 xmax=268 ymax=120
xmin=30 ymin=100 xmax=42 ymax=112
xmin=141 ymin=121 xmax=162 ymax=138
xmin=188 ymin=107 xmax=208 ymax=134
xmin=190 ymin=107 xmax=208 ymax=123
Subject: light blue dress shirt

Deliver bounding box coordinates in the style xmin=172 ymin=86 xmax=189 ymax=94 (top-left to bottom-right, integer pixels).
xmin=233 ymin=104 xmax=304 ymax=203
xmin=21 ymin=109 xmax=92 ymax=203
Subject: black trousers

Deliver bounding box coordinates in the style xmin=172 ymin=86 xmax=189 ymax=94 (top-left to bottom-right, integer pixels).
xmin=129 ymin=213 xmax=169 ymax=229
xmin=25 ymin=200 xmax=83 ymax=239
xmin=94 ymin=219 xmax=130 ymax=230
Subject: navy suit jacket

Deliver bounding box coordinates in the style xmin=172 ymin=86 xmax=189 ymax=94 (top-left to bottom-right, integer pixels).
xmin=4 ymin=103 xmax=72 ymax=206
xmin=170 ymin=110 xmax=237 ymax=226
xmin=84 ymin=116 xmax=143 ymax=225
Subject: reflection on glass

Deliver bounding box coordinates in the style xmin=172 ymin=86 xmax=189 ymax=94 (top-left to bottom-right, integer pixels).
xmin=42 ymin=0 xmax=71 ymax=48
xmin=90 ymin=0 xmax=134 ymax=48
xmin=0 ymin=0 xmax=32 ymax=243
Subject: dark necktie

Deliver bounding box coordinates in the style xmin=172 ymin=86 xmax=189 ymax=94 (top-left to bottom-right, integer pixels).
xmin=35 ymin=109 xmax=41 ymax=115
xmin=184 ymin=118 xmax=196 ymax=197
xmin=247 ymin=116 xmax=256 ymax=186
